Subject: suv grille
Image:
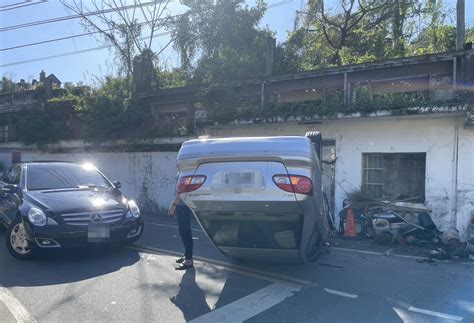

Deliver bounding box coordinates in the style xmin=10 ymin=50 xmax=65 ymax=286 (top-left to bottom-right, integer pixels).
xmin=61 ymin=209 xmax=125 ymax=226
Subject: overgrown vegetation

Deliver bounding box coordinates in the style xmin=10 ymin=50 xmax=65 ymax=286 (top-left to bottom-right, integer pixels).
xmin=75 ymin=77 xmax=157 ymax=140
xmin=4 ymin=0 xmax=473 ymax=145
xmin=15 ymin=110 xmax=73 ymax=146
xmin=197 ymin=85 xmax=467 ymax=126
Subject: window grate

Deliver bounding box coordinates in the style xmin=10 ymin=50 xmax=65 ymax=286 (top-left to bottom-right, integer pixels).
xmin=363 ymin=154 xmax=384 ymax=199
xmin=362 ymin=153 xmax=426 ymax=202
xmin=0 ymin=124 xmax=8 ymax=142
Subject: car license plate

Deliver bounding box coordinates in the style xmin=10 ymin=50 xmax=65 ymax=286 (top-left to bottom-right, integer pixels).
xmin=224 ymin=172 xmax=255 ymax=185
xmin=88 ymin=224 xmax=110 ymax=242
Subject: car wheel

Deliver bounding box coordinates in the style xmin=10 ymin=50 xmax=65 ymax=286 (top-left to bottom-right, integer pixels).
xmin=305 ymin=228 xmax=322 ymax=263
xmin=6 ymin=217 xmax=35 ymax=260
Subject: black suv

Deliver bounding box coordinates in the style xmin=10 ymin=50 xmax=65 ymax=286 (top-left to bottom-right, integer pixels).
xmin=0 ymin=162 xmax=143 ymax=260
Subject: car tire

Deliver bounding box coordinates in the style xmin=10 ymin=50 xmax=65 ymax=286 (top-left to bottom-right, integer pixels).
xmin=6 ymin=217 xmax=35 ymax=260
xmin=305 ymin=228 xmax=323 ymax=263
xmin=305 ymin=131 xmax=322 ymax=161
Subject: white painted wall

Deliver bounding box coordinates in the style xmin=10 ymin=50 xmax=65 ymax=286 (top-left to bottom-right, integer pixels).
xmin=206 ymin=114 xmax=473 ymax=238
xmin=456 ymin=123 xmax=474 ymax=239
xmin=20 ymin=151 xmax=178 ymax=214
xmin=1 ymin=113 xmax=472 ymax=237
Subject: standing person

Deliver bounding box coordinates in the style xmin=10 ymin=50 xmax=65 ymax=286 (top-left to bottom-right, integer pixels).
xmin=168 ymin=191 xmax=194 ymax=270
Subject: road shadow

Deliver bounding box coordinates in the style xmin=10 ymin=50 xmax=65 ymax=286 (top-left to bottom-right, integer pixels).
xmin=170 ymin=268 xmax=211 ymax=321
xmin=0 ymin=231 xmax=140 ymax=288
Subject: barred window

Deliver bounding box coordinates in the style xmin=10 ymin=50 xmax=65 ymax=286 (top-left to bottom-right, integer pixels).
xmin=0 ymin=124 xmax=8 ymax=142
xmin=362 ymin=153 xmax=426 ymax=202
xmin=362 ymin=154 xmax=384 ymax=199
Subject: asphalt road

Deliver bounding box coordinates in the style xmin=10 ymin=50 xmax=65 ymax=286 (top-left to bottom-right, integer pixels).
xmin=0 ymin=219 xmax=473 ymax=323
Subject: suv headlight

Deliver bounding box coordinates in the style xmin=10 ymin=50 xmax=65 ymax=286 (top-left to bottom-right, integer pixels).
xmin=127 ymin=200 xmax=140 ymax=218
xmin=28 ymin=207 xmax=47 ymax=226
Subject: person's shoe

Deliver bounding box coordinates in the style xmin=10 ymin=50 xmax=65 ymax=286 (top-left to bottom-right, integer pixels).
xmin=175 ymin=261 xmax=193 ymax=270
xmin=175 ymin=256 xmax=186 ymax=264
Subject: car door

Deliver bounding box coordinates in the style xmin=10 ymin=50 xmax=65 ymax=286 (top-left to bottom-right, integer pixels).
xmin=0 ymin=165 xmax=21 ymax=227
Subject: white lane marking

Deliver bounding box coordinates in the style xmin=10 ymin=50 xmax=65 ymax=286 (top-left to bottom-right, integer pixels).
xmin=408 ymin=306 xmax=463 ymax=321
xmin=0 ymin=287 xmax=36 ymax=323
xmin=190 ymin=283 xmax=300 ymax=323
xmin=323 ymin=288 xmax=358 ymax=299
xmin=144 ymin=221 xmax=203 ymax=232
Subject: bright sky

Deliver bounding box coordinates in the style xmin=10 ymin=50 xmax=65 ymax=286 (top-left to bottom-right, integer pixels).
xmin=0 ymin=0 xmax=473 ymax=85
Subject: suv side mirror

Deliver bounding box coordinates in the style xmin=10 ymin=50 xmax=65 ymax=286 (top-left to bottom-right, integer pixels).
xmin=113 ymin=181 xmax=122 ymax=189
xmin=2 ymin=184 xmax=20 ymax=195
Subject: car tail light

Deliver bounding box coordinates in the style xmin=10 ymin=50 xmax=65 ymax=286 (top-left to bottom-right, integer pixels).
xmin=177 ymin=175 xmax=206 ymax=193
xmin=272 ymin=174 xmax=313 ymax=196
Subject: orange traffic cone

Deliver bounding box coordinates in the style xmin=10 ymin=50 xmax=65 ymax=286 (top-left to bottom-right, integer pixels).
xmin=344 ymin=206 xmax=357 ymax=238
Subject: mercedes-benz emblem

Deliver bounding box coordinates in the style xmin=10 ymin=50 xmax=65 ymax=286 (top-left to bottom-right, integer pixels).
xmin=90 ymin=212 xmax=102 ymax=223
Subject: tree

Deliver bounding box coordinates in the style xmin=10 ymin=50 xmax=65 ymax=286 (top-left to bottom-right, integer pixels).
xmin=157 ymin=67 xmax=187 ymax=88
xmin=61 ymin=0 xmax=174 ymax=78
xmin=302 ymin=0 xmax=397 ymax=65
xmin=410 ymin=26 xmax=474 ymax=55
xmin=0 ymin=76 xmax=16 ymax=93
xmin=170 ymin=0 xmax=273 ymax=84
xmin=290 ymin=0 xmax=449 ymax=69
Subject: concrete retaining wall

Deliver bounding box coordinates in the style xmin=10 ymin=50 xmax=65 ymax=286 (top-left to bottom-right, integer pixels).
xmin=0 ymin=151 xmax=178 ymax=215
xmin=0 ymin=113 xmax=472 ymax=238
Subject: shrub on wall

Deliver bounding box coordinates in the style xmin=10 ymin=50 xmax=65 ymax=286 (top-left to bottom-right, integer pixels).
xmin=202 ymin=88 xmax=454 ymax=126
xmin=79 ymin=77 xmax=154 ymax=140
xmin=16 ymin=110 xmax=72 ymax=146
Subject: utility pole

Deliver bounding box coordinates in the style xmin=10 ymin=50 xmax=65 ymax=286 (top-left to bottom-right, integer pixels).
xmin=456 ymin=0 xmax=465 ymax=50
xmin=293 ymin=0 xmax=305 ymax=31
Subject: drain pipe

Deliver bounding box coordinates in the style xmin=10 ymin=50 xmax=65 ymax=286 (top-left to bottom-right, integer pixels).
xmin=260 ymin=81 xmax=266 ymax=109
xmin=451 ymin=117 xmax=460 ymax=228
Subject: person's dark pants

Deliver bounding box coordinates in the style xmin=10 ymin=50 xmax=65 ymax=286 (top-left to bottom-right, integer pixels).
xmin=176 ymin=205 xmax=193 ymax=260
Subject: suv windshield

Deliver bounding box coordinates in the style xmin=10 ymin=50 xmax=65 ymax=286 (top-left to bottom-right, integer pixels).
xmin=26 ymin=163 xmax=111 ymax=191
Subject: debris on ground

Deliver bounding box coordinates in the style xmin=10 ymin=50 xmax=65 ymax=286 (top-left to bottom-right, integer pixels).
xmin=336 ymin=190 xmax=474 ymax=261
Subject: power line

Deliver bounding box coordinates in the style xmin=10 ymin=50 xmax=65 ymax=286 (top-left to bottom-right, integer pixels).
xmin=1 ymin=30 xmax=104 ymax=52
xmin=1 ymin=0 xmax=292 ymax=33
xmin=0 ymin=1 xmax=29 ymax=9
xmin=0 ymin=31 xmax=172 ymax=68
xmin=0 ymin=0 xmax=294 ymax=67
xmin=0 ymin=0 xmax=46 ymax=12
xmin=0 ymin=0 xmax=160 ymax=32
xmin=1 ymin=0 xmax=293 ymax=52
xmin=0 ymin=20 xmax=154 ymax=52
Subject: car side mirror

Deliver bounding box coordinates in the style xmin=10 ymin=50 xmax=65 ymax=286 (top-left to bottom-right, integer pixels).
xmin=2 ymin=184 xmax=20 ymax=195
xmin=113 ymin=181 xmax=122 ymax=189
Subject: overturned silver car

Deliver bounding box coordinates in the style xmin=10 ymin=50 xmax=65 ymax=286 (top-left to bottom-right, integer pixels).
xmin=176 ymin=133 xmax=330 ymax=263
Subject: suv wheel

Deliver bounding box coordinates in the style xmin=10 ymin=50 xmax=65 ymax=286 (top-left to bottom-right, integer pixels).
xmin=6 ymin=217 xmax=35 ymax=260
